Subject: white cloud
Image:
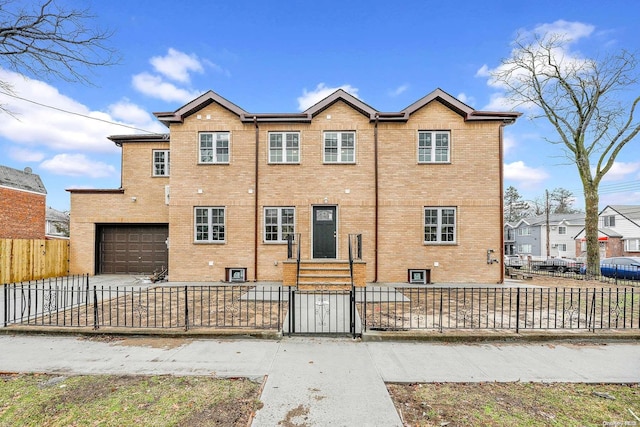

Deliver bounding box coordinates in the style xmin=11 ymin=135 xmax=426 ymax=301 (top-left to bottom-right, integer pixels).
xmin=389 ymin=84 xmax=409 ymax=97
xmin=150 ymin=48 xmax=204 ymax=83
xmin=297 ymin=83 xmax=359 ymax=111
xmin=456 ymin=92 xmax=475 ymax=108
xmin=132 ymin=72 xmax=203 ymax=103
xmin=477 ymin=20 xmax=595 ymax=111
xmin=527 ymin=20 xmax=595 ymax=43
xmin=0 ymin=68 xmax=150 ymax=154
xmin=503 ymin=134 xmax=516 ymax=156
xmin=9 ymin=147 xmax=45 ymax=162
xmin=600 ymin=161 xmax=640 ymax=181
xmin=504 ymin=161 xmax=549 ymax=188
xmin=40 ymin=154 xmax=116 ymax=178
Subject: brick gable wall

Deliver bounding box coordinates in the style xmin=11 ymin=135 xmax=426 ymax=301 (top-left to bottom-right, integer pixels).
xmin=0 ymin=187 xmax=46 ymax=239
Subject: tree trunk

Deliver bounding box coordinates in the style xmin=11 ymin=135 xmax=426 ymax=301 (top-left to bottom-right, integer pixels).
xmin=584 ymin=184 xmax=600 ymax=277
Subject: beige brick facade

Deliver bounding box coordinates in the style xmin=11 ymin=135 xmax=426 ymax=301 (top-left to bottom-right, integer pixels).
xmin=69 ymin=89 xmax=518 ymax=283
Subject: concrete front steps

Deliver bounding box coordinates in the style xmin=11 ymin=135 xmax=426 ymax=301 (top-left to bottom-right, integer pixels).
xmin=297 ymin=260 xmax=352 ymax=291
xmin=282 ymin=259 xmax=366 ymax=290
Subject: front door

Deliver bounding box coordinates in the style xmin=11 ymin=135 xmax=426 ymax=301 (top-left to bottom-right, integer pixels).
xmin=313 ymin=206 xmax=337 ymax=258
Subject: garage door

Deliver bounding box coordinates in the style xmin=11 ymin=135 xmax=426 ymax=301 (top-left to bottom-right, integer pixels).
xmin=97 ymin=224 xmax=168 ymax=275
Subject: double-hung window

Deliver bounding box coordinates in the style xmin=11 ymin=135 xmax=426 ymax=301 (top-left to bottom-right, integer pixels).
xmin=558 ymin=226 xmax=567 ymax=235
xmin=418 ymin=131 xmax=450 ymax=163
xmin=269 ymin=132 xmax=300 ymax=163
xmin=603 ymin=215 xmax=616 ymax=227
xmin=153 ymin=150 xmax=170 ymax=176
xmin=199 ymin=132 xmax=230 ymax=164
xmin=625 ymin=238 xmax=640 ymax=252
xmin=324 ymin=132 xmax=355 ymax=163
xmin=424 ymin=207 xmax=456 ymax=243
xmin=264 ymin=207 xmax=295 ymax=242
xmin=194 ymin=207 xmax=225 ymax=243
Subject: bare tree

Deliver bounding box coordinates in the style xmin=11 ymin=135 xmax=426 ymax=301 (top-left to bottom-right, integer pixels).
xmin=0 ymin=0 xmax=117 ymax=108
xmin=492 ymin=33 xmax=640 ymax=275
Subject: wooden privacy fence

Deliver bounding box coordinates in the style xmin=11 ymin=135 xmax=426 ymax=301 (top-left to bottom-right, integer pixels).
xmin=0 ymin=239 xmax=69 ymax=284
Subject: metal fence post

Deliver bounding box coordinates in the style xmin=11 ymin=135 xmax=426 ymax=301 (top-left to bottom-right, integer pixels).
xmin=516 ymin=287 xmax=521 ymax=333
xmin=439 ymin=291 xmax=443 ymax=333
xmin=93 ymin=286 xmax=99 ymax=330
xmin=184 ymin=286 xmax=189 ymax=331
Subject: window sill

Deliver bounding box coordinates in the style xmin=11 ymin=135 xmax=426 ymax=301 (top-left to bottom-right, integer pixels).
xmin=423 ymin=242 xmax=457 ymax=246
xmin=193 ymin=241 xmax=226 ymax=245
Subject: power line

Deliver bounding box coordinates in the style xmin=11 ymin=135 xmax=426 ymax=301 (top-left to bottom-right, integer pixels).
xmin=0 ymin=90 xmax=158 ymax=134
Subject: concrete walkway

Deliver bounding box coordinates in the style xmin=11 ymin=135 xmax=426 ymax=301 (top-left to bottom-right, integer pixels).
xmin=1 ymin=335 xmax=638 ymax=426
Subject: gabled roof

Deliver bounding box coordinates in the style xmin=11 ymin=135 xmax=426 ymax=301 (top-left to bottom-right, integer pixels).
xmin=152 ymin=88 xmax=521 ymax=127
xmin=606 ymin=205 xmax=640 ymax=227
xmin=46 ymin=207 xmax=69 ymax=222
xmin=0 ymin=165 xmax=46 ymax=195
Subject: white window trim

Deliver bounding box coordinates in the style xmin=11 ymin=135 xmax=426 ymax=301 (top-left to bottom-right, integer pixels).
xmin=323 ymin=131 xmax=356 ymax=164
xmin=558 ymin=226 xmax=567 ymax=235
xmin=518 ymin=244 xmax=532 ymax=254
xmin=268 ymin=132 xmax=300 ymax=164
xmin=152 ymin=150 xmax=170 ymax=177
xmin=199 ymin=132 xmax=231 ymax=164
xmin=418 ymin=130 xmax=451 ymax=164
xmin=194 ymin=207 xmax=226 ymax=243
xmin=423 ymin=207 xmax=457 ymax=244
xmin=625 ymin=238 xmax=640 ymax=252
xmin=263 ymin=207 xmax=296 ymax=243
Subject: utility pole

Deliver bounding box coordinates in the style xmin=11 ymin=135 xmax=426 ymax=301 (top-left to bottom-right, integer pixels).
xmin=546 ymin=189 xmax=551 ymax=258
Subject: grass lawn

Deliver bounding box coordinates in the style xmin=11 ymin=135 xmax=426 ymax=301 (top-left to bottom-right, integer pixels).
xmin=0 ymin=373 xmax=263 ymax=427
xmin=387 ymin=382 xmax=640 ymax=426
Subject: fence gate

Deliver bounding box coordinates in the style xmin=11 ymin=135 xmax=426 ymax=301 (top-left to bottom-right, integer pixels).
xmin=286 ymin=288 xmax=361 ymax=337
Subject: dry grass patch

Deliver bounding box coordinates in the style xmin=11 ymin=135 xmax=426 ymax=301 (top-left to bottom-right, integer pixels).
xmin=0 ymin=373 xmax=263 ymax=427
xmin=388 ymin=382 xmax=640 ymax=426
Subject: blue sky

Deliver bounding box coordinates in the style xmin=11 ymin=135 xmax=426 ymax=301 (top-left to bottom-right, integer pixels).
xmin=1 ymin=0 xmax=639 ymax=212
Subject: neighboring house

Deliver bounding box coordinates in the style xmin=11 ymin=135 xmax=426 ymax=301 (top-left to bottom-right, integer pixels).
xmin=574 ymin=205 xmax=640 ymax=259
xmin=68 ymin=88 xmax=520 ymax=283
xmin=46 ymin=207 xmax=70 ymax=238
xmin=0 ymin=165 xmax=47 ymax=239
xmin=504 ymin=213 xmax=585 ymax=260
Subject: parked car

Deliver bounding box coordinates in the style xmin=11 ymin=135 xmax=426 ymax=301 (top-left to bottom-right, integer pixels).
xmin=587 ymin=257 xmax=640 ymax=281
xmin=504 ymin=255 xmax=523 ymax=269
xmin=531 ymin=258 xmax=583 ymax=273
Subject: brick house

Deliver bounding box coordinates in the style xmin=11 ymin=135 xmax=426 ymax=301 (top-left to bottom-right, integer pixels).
xmin=574 ymin=205 xmax=640 ymax=259
xmin=68 ymin=88 xmax=520 ymax=284
xmin=0 ymin=165 xmax=47 ymax=239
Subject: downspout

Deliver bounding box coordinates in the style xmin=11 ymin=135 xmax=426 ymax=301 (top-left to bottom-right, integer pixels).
xmin=254 ymin=116 xmax=259 ymax=282
xmin=498 ymin=119 xmax=516 ymax=284
xmin=499 ymin=122 xmax=505 ymax=284
xmin=374 ymin=113 xmax=379 ymax=283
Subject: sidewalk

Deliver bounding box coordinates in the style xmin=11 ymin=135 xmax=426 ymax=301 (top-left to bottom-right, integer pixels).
xmin=0 ymin=335 xmax=638 ymax=426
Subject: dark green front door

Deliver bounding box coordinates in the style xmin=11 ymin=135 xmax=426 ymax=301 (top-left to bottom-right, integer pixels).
xmin=313 ymin=206 xmax=337 ymax=258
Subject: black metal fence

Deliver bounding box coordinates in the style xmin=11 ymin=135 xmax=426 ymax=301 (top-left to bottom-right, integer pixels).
xmin=3 ymin=277 xmax=283 ymax=331
xmin=361 ymin=286 xmax=639 ymax=332
xmin=3 ymin=277 xmax=639 ymax=334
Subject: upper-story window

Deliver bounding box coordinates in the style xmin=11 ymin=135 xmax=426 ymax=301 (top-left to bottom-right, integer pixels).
xmin=517 ymin=227 xmax=531 ymax=236
xmin=418 ymin=131 xmax=450 ymax=163
xmin=603 ymin=215 xmax=615 ymax=227
xmin=199 ymin=132 xmax=230 ymax=164
xmin=324 ymin=132 xmax=355 ymax=163
xmin=269 ymin=132 xmax=300 ymax=164
xmin=424 ymin=207 xmax=456 ymax=244
xmin=153 ymin=150 xmax=170 ymax=176
xmin=558 ymin=226 xmax=567 ymax=235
